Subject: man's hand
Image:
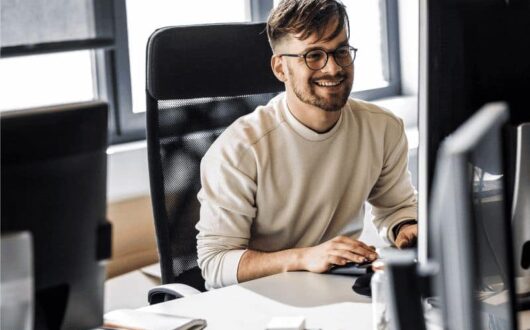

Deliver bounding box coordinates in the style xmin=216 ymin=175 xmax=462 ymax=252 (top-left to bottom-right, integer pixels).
xmin=395 ymin=223 xmax=418 ymax=249
xmin=300 ymin=236 xmax=378 ymax=273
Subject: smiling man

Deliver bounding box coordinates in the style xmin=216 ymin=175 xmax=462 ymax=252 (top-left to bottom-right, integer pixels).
xmin=196 ymin=0 xmax=418 ymax=289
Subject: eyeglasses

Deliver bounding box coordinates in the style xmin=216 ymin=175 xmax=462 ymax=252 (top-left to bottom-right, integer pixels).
xmin=279 ymin=45 xmax=358 ymax=71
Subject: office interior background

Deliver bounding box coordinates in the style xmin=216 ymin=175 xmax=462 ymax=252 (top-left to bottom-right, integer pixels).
xmin=1 ymin=0 xmax=529 ymax=329
xmin=1 ymin=0 xmax=420 ymax=275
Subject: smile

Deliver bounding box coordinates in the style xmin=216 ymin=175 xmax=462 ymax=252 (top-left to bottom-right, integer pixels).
xmin=313 ymin=78 xmax=344 ymax=87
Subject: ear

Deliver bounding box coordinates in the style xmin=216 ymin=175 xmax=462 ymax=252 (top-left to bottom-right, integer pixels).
xmin=271 ymin=55 xmax=287 ymax=83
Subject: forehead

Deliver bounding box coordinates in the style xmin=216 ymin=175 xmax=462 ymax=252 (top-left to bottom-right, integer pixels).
xmin=281 ymin=26 xmax=348 ymax=52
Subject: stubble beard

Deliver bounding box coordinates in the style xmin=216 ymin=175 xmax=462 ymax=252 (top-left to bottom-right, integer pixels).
xmin=289 ymin=72 xmax=353 ymax=112
xmin=287 ymin=63 xmax=353 ymax=112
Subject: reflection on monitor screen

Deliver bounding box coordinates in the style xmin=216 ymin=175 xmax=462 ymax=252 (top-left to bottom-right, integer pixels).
xmin=430 ymin=102 xmax=517 ymax=330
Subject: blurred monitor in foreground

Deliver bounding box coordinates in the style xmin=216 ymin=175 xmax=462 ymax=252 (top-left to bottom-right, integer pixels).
xmin=429 ymin=102 xmax=517 ymax=330
xmin=1 ymin=101 xmax=111 ymax=330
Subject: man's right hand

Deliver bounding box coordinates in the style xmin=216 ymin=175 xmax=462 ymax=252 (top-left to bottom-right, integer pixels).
xmin=299 ymin=236 xmax=378 ymax=273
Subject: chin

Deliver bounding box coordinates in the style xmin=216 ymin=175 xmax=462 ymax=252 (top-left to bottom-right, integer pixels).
xmin=316 ymin=94 xmax=350 ymax=112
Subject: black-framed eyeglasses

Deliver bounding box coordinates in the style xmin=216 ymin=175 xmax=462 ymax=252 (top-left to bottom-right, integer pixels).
xmin=279 ymin=45 xmax=358 ymax=71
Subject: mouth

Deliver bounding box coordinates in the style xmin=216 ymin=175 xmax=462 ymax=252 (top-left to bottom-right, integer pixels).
xmin=313 ymin=77 xmax=345 ymax=88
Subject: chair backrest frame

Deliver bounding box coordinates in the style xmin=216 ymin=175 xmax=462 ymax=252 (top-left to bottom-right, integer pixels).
xmin=145 ymin=23 xmax=284 ymax=287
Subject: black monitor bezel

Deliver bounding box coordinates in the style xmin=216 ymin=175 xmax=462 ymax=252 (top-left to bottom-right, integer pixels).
xmin=429 ymin=102 xmax=518 ymax=330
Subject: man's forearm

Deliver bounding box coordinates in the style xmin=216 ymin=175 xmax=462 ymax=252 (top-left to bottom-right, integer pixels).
xmin=236 ymin=248 xmax=307 ymax=283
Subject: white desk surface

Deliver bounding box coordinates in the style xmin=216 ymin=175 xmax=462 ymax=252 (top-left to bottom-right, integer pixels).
xmin=140 ymin=271 xmax=371 ymax=330
xmin=108 ymin=269 xmax=530 ymax=330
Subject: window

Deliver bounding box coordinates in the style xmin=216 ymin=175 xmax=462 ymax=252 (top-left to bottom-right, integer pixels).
xmin=1 ymin=0 xmax=400 ymax=144
xmin=0 ymin=0 xmax=114 ymax=130
xmin=346 ymin=0 xmax=401 ymax=99
xmin=344 ymin=0 xmax=389 ymax=92
xmin=0 ymin=51 xmax=95 ymax=111
xmin=126 ymin=0 xmax=249 ymax=115
xmin=107 ymin=0 xmax=252 ymax=144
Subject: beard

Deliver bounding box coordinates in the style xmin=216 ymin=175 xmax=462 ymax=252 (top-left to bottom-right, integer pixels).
xmin=288 ymin=70 xmax=353 ymax=112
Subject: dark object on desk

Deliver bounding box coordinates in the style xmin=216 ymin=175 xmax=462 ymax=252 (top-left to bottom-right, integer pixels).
xmin=518 ymin=293 xmax=530 ymax=311
xmin=1 ymin=102 xmax=111 ymax=330
xmin=386 ymin=255 xmax=426 ymax=330
xmin=352 ymin=272 xmax=374 ymax=297
xmin=145 ymin=22 xmax=284 ymax=299
xmin=327 ymin=262 xmax=373 ymax=276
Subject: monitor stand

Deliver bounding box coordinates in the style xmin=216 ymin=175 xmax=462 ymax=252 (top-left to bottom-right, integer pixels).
xmin=512 ymin=123 xmax=530 ymax=310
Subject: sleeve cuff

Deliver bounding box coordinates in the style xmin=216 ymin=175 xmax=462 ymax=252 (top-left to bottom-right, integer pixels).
xmin=219 ymin=249 xmax=247 ymax=287
xmin=388 ymin=219 xmax=417 ymax=244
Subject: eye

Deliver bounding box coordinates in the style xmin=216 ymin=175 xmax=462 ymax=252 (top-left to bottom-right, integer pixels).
xmin=305 ymin=50 xmax=325 ymax=62
xmin=335 ymin=47 xmax=351 ymax=58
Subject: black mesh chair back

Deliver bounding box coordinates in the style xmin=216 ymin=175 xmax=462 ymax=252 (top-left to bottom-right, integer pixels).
xmin=146 ymin=23 xmax=284 ymax=291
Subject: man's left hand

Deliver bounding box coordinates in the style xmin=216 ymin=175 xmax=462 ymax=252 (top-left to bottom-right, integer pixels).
xmin=395 ymin=223 xmax=418 ymax=249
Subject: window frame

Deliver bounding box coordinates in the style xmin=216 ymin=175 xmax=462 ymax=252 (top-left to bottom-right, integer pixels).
xmin=350 ymin=0 xmax=401 ymax=101
xmin=0 ymin=0 xmax=121 ymax=143
xmin=113 ymin=0 xmax=401 ymax=144
xmin=1 ymin=0 xmax=401 ymax=145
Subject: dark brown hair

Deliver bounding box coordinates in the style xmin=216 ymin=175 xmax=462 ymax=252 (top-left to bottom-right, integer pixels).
xmin=266 ymin=0 xmax=349 ymax=51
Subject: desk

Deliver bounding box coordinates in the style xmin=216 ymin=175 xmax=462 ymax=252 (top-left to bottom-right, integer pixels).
xmin=109 ymin=270 xmax=530 ymax=330
xmin=140 ymin=271 xmax=372 ymax=330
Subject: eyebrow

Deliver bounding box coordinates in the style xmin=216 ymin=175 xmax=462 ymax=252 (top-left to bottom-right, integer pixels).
xmin=302 ymin=40 xmax=350 ymax=53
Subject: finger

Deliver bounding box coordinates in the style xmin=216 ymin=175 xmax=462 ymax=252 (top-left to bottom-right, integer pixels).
xmin=328 ymin=255 xmax=349 ymax=266
xmin=396 ymin=232 xmax=417 ymax=249
xmin=403 ymin=234 xmax=417 ymax=248
xmin=395 ymin=231 xmax=408 ymax=248
xmin=395 ymin=236 xmax=406 ymax=249
xmin=331 ymin=238 xmax=377 ymax=255
xmin=332 ymin=242 xmax=378 ymax=260
xmin=333 ymin=236 xmax=375 ymax=251
xmin=329 ymin=249 xmax=369 ymax=264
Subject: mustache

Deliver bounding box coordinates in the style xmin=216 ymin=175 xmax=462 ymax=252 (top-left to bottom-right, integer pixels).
xmin=311 ymin=73 xmax=348 ymax=82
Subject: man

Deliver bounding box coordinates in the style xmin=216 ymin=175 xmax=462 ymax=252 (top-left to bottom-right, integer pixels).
xmin=196 ymin=0 xmax=417 ymax=289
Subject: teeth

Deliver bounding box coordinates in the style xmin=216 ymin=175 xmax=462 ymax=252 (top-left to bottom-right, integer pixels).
xmin=315 ymin=79 xmax=343 ymax=87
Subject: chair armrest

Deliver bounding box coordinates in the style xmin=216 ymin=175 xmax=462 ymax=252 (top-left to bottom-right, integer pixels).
xmin=147 ymin=283 xmax=201 ymax=305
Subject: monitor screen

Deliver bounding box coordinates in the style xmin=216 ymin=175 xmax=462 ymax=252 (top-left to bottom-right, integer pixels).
xmin=418 ymin=0 xmax=530 ymax=266
xmin=1 ymin=101 xmax=110 ymax=330
xmin=429 ymin=102 xmax=517 ymax=330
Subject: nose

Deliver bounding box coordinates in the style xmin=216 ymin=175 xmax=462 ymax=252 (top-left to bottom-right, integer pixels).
xmin=321 ymin=54 xmax=343 ymax=75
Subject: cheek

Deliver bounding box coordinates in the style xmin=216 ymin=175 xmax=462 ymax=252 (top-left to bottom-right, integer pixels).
xmin=286 ymin=63 xmax=314 ymax=83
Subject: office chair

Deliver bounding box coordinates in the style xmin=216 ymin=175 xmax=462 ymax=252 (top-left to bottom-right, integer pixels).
xmin=145 ymin=22 xmax=284 ymax=302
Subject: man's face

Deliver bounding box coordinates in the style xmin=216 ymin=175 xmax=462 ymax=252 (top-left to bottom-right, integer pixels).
xmin=276 ymin=23 xmax=354 ymax=112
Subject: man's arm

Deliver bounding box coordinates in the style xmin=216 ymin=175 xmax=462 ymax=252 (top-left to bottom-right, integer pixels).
xmin=368 ymin=117 xmax=418 ymax=246
xmin=237 ymin=236 xmax=378 ymax=283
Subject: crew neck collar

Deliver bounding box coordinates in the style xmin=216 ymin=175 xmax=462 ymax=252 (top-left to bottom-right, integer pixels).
xmin=281 ymin=96 xmax=345 ymax=142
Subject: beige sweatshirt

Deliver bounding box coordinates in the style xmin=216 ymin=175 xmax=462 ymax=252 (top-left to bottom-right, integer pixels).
xmin=196 ymin=93 xmax=417 ymax=289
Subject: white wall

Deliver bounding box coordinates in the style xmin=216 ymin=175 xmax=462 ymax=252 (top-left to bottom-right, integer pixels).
xmin=107 ymin=141 xmax=150 ymax=203
xmin=398 ymin=0 xmax=419 ymax=96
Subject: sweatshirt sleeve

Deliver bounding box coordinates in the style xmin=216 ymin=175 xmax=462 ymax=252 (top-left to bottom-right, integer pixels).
xmin=195 ymin=144 xmax=257 ymax=289
xmin=367 ymin=118 xmax=417 ymax=244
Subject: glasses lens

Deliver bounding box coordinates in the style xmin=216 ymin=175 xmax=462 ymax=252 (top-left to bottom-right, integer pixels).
xmin=334 ymin=46 xmax=354 ymax=67
xmin=305 ymin=49 xmax=327 ymax=70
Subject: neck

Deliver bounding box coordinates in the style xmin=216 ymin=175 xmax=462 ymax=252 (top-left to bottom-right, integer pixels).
xmin=285 ymin=92 xmax=342 ymax=133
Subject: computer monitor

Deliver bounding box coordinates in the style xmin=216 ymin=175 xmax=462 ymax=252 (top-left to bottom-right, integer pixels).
xmin=429 ymin=102 xmax=517 ymax=330
xmin=418 ymin=0 xmax=530 ymax=265
xmin=1 ymin=101 xmax=111 ymax=330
